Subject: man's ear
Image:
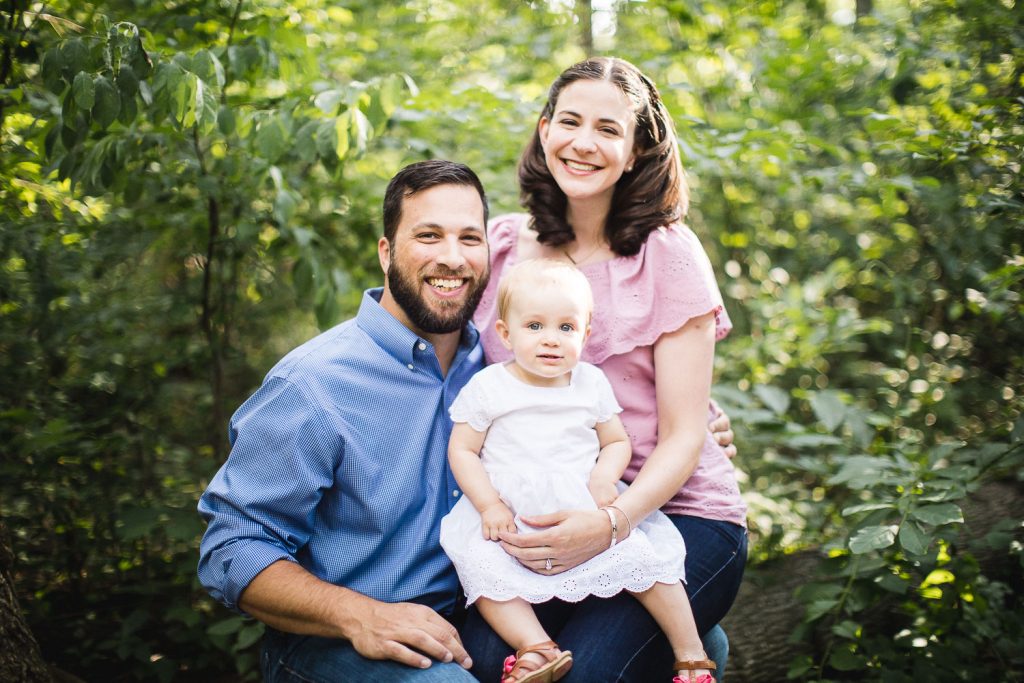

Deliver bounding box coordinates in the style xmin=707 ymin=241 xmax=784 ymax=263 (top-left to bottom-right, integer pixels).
xmin=495 ymin=319 xmax=513 ymax=351
xmin=378 ymin=237 xmax=391 ymax=275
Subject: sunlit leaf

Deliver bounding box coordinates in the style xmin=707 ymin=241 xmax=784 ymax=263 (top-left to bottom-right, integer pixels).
xmin=849 ymin=525 xmax=896 ymax=554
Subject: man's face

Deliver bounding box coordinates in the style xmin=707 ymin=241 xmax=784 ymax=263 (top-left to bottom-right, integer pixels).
xmin=379 ymin=184 xmax=490 ymax=336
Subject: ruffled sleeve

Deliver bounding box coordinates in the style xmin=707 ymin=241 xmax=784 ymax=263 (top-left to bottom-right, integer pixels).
xmin=449 ymin=372 xmax=493 ymax=432
xmin=581 ymin=224 xmax=732 ymax=365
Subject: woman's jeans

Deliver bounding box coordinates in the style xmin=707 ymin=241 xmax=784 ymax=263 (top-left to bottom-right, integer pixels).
xmin=461 ymin=515 xmax=748 ymax=682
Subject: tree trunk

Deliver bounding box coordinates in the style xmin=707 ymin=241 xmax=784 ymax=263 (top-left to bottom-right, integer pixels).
xmin=575 ymin=0 xmax=593 ymax=56
xmin=0 ymin=519 xmax=51 ymax=683
xmin=720 ymin=479 xmax=1024 ymax=681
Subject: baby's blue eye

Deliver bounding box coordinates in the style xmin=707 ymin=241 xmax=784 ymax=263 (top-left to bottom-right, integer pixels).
xmin=560 ymin=324 xmax=575 ymax=332
xmin=527 ymin=322 xmax=542 ymax=331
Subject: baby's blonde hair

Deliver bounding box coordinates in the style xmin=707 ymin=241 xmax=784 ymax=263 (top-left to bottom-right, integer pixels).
xmin=496 ymin=258 xmax=594 ymax=321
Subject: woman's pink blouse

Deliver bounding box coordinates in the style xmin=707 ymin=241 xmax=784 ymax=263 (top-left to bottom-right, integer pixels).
xmin=475 ymin=214 xmax=747 ymax=526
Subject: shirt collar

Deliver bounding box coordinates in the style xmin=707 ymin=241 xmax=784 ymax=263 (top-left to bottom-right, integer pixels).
xmin=357 ymin=288 xmax=480 ymax=368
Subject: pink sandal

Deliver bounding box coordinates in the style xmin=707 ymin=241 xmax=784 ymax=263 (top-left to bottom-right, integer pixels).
xmin=500 ymin=640 xmax=573 ymax=683
xmin=672 ymin=658 xmax=716 ymax=683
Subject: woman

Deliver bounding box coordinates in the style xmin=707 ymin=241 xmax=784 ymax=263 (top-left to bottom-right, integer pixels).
xmin=462 ymin=57 xmax=747 ymax=682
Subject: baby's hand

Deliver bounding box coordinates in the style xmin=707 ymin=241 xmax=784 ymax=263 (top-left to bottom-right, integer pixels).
xmin=480 ymin=501 xmax=516 ymax=541
xmin=588 ymin=479 xmax=619 ymax=508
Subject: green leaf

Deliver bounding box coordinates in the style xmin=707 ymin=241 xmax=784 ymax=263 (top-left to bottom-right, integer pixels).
xmin=207 ymin=617 xmax=246 ymax=637
xmin=898 ymin=520 xmax=931 ymax=555
xmin=804 ymin=598 xmax=839 ymax=622
xmin=218 ymin=105 xmax=236 ymax=135
xmin=786 ymin=656 xmax=814 ymax=679
xmin=333 ymin=113 xmax=350 ymax=160
xmin=314 ymin=89 xmax=344 ymax=115
xmin=235 ymin=622 xmax=264 ymax=650
xmin=41 ymin=48 xmax=66 ymax=93
xmin=72 ymin=72 xmax=95 ymax=111
xmin=192 ymin=49 xmax=226 ymax=88
xmin=849 ymin=524 xmax=896 ymax=554
xmin=194 ymin=78 xmax=219 ymax=134
xmin=292 ymin=258 xmax=315 ymax=302
xmin=828 ymin=455 xmax=893 ymax=487
xmin=841 ymin=502 xmax=893 ymax=516
xmin=875 ymin=572 xmax=909 ymax=594
xmin=117 ymin=506 xmax=161 ymax=541
xmin=810 ymin=390 xmax=845 ymax=432
xmin=754 ymin=384 xmax=790 ymax=415
xmin=828 ymin=648 xmax=867 ymax=671
xmin=93 ymin=76 xmax=121 ymax=130
xmin=349 ymin=107 xmax=372 ymax=155
xmin=831 ymin=620 xmax=860 ymax=639
xmin=61 ymin=39 xmax=89 ymax=76
xmin=911 ymin=503 xmax=964 ymax=526
xmin=784 ymin=433 xmax=843 ymax=449
xmin=255 ymin=116 xmax=289 ymax=163
xmin=315 ymin=285 xmax=341 ymax=330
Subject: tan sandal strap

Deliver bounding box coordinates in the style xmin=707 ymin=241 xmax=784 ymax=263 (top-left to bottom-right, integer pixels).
xmin=674 ymin=659 xmax=717 ymax=671
xmin=516 ymin=640 xmax=559 ymax=658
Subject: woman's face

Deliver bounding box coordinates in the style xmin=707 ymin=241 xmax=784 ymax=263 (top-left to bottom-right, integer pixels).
xmin=539 ymin=78 xmax=637 ymax=209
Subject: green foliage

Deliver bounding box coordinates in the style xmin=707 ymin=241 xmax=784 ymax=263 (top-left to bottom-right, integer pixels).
xmin=2 ymin=0 xmax=1021 ymax=680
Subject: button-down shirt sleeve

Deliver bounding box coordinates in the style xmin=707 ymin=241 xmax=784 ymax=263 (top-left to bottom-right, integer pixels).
xmin=197 ymin=375 xmax=344 ymax=611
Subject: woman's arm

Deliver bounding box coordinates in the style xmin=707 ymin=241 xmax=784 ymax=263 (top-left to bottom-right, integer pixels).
xmin=608 ymin=310 xmax=716 ymax=527
xmin=448 ymin=422 xmax=516 ymax=539
xmin=499 ymin=311 xmax=717 ymax=573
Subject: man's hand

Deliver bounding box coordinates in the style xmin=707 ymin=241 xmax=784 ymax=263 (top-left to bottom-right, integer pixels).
xmin=238 ymin=560 xmax=472 ymax=671
xmin=346 ymin=598 xmax=472 ymax=670
xmin=480 ymin=501 xmax=516 ymax=540
xmin=708 ymin=398 xmax=737 ymax=459
xmin=587 ymin=478 xmax=619 ymax=508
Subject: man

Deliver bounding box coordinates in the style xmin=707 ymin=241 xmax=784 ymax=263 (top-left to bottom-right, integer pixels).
xmin=199 ymin=160 xmax=487 ymax=680
xmin=198 ymin=160 xmax=735 ymax=681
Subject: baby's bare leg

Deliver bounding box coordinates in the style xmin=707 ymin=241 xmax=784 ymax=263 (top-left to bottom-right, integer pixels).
xmin=631 ymin=582 xmax=712 ymax=679
xmin=475 ymin=597 xmax=559 ymax=673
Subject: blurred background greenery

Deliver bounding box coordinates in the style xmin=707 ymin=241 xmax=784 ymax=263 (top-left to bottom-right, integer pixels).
xmin=1 ymin=0 xmax=1021 ymax=680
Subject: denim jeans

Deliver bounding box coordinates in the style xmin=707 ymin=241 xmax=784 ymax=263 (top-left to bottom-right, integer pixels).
xmin=261 ymin=628 xmax=477 ymax=682
xmin=461 ymin=515 xmax=747 ymax=682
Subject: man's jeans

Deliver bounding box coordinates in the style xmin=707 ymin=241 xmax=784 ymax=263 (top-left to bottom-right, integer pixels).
xmin=261 ymin=628 xmax=477 ymax=682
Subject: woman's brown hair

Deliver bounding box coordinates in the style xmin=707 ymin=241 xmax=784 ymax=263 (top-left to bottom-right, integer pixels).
xmin=518 ymin=57 xmax=688 ymax=256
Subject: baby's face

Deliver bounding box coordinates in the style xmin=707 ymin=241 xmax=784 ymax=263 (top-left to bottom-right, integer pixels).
xmin=498 ymin=282 xmax=591 ymax=387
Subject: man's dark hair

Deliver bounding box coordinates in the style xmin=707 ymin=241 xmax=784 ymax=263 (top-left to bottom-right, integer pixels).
xmin=382 ymin=160 xmax=489 ymax=243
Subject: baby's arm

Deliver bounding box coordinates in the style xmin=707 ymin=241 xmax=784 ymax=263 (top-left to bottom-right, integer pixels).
xmin=588 ymin=415 xmax=632 ymax=508
xmin=448 ymin=422 xmax=517 ymax=540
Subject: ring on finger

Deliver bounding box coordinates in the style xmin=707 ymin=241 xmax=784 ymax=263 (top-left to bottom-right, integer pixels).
xmin=545 ymin=557 xmax=552 ymax=571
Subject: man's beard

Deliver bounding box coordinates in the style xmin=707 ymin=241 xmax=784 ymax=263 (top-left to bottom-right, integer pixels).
xmin=387 ymin=260 xmax=489 ymax=335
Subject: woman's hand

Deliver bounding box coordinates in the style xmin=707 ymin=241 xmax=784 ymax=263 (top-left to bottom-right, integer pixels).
xmin=708 ymin=398 xmax=737 ymax=459
xmin=497 ymin=508 xmax=611 ymax=574
xmin=480 ymin=501 xmax=516 ymax=541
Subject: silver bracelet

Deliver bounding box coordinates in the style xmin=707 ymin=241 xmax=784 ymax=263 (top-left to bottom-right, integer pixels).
xmin=605 ymin=504 xmax=632 ymax=538
xmin=601 ymin=506 xmax=618 ymax=549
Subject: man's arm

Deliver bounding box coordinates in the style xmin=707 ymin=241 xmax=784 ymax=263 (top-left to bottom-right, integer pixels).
xmin=240 ymin=560 xmax=472 ymax=671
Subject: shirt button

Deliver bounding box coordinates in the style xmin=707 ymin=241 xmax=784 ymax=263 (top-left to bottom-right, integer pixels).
xmin=452 ymin=490 xmax=460 ymax=497
xmin=418 ymin=342 xmax=426 ymax=351
xmin=407 ymin=363 xmax=414 ymax=370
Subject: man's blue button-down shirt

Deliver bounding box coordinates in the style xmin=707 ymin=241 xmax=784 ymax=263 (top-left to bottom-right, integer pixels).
xmin=197 ymin=288 xmax=484 ymax=616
